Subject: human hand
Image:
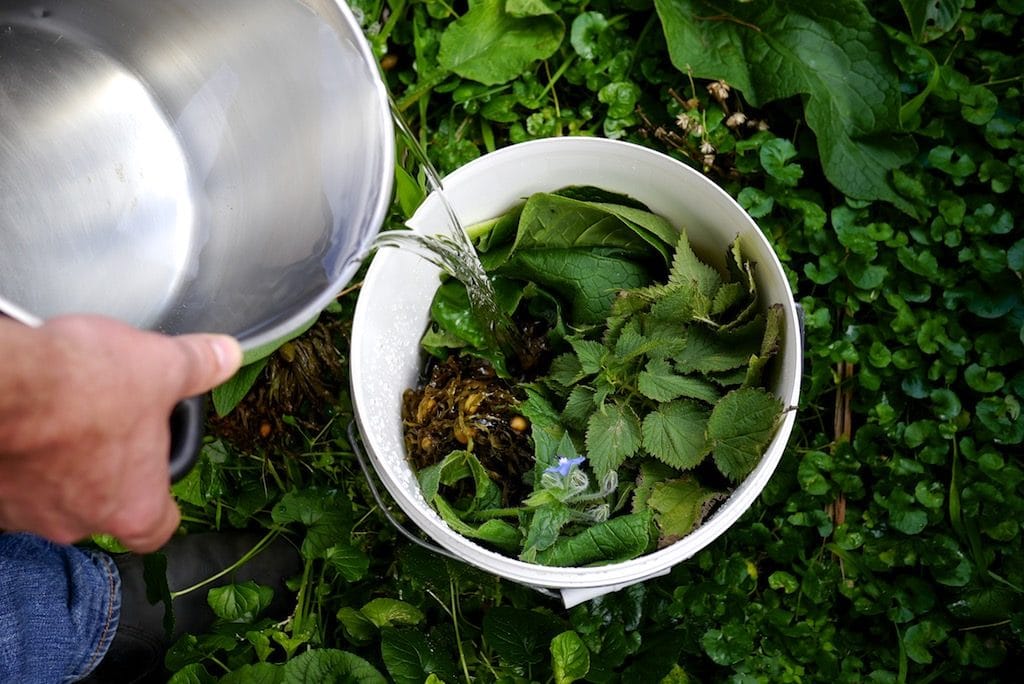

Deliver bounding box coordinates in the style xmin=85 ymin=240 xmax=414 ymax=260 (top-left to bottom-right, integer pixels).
xmin=0 ymin=315 xmax=242 ymax=552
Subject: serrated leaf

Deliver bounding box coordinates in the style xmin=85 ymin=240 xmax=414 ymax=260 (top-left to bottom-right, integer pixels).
xmin=569 ymin=337 xmax=606 ymax=375
xmin=632 ymin=460 xmax=679 ymax=512
xmin=641 ymin=400 xmax=710 ymax=470
xmin=638 ymin=358 xmax=722 ymax=404
xmin=561 ymin=385 xmax=597 ymax=430
xmin=707 ymin=388 xmax=784 ymax=481
xmin=547 ymin=352 xmax=586 ymax=387
xmin=667 ymin=229 xmax=722 ymax=298
xmin=648 ymin=476 xmax=725 ymax=544
xmin=586 ymin=403 xmax=642 ymax=477
xmin=673 ymin=324 xmax=760 ymax=374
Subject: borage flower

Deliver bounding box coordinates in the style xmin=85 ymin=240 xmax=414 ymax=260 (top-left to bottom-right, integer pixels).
xmin=544 ymin=455 xmax=585 ymax=478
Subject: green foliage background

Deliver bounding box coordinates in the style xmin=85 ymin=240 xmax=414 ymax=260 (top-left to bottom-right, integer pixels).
xmin=167 ymin=1 xmax=1024 ymax=681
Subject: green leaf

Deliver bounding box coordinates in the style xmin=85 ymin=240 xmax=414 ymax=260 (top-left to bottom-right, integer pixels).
xmin=521 ymin=502 xmax=575 ymax=561
xmin=483 ymin=607 xmax=565 ymax=666
xmin=438 ymin=0 xmax=565 ymax=86
xmin=168 ymin=663 xmax=216 ymax=684
xmin=324 ymin=543 xmax=370 ymax=582
xmin=701 ymin=623 xmax=754 ymax=666
xmin=902 ymin=621 xmax=949 ymax=665
xmin=360 ymin=598 xmax=425 ymax=629
xmin=665 ymin=229 xmax=721 ymax=300
xmin=142 ymin=552 xmax=174 ymax=637
xmin=534 ymin=511 xmax=653 ymax=565
xmin=212 ymin=357 xmax=269 ymax=417
xmin=586 ymin=402 xmax=642 ymax=477
xmin=654 ymin=0 xmax=916 ymax=209
xmin=638 ymin=358 xmax=722 ymax=404
xmin=899 ymin=0 xmax=963 ymax=42
xmin=207 ymin=581 xmax=274 ymax=622
xmin=282 ymin=648 xmax=388 ymax=684
xmin=571 ymin=11 xmax=610 ymax=59
xmin=551 ymin=631 xmax=591 ymax=684
xmin=219 ymin=662 xmax=285 ymax=684
xmin=380 ymin=629 xmax=457 ymax=684
xmin=336 ymin=607 xmax=377 ymax=644
xmin=648 ymin=476 xmax=723 ymax=542
xmin=641 ymin=400 xmax=710 ymax=470
xmin=271 ymin=489 xmax=352 ymax=560
xmin=706 ymin=388 xmax=784 ymax=481
xmin=477 ymin=610 xmax=561 ymax=667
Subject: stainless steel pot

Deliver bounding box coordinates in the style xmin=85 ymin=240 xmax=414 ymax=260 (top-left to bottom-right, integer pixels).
xmin=0 ymin=0 xmax=394 ymax=478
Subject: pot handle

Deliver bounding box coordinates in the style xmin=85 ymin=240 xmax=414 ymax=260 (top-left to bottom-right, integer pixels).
xmin=169 ymin=395 xmax=205 ymax=483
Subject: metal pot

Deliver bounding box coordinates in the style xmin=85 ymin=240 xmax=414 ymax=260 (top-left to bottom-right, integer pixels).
xmin=0 ymin=0 xmax=394 ymax=478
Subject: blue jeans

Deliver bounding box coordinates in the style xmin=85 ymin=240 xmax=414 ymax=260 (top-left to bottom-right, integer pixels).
xmin=0 ymin=533 xmax=120 ymax=683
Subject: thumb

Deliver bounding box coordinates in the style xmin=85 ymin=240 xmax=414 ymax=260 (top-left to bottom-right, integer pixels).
xmin=169 ymin=334 xmax=244 ymax=397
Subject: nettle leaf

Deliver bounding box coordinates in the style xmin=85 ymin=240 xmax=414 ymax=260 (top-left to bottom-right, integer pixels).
xmin=438 ymin=0 xmax=564 ymax=86
xmin=641 ymin=400 xmax=710 ymax=470
xmin=586 ymin=402 xmax=642 ymax=477
xmin=674 ymin=321 xmax=762 ymax=374
xmin=666 ymin=229 xmax=722 ymax=299
xmin=654 ymin=0 xmax=916 ymax=210
xmin=562 ymin=385 xmax=597 ymax=430
xmin=569 ymin=337 xmax=606 ymax=375
xmin=638 ymin=358 xmax=722 ymax=404
xmin=706 ymin=388 xmax=784 ymax=481
xmin=648 ymin=476 xmax=724 ymax=543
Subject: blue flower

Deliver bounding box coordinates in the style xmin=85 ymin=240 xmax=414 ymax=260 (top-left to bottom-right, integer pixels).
xmin=544 ymin=455 xmax=586 ymax=477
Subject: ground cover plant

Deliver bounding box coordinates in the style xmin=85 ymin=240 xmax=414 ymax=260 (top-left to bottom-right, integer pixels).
xmin=149 ymin=1 xmax=1023 ymax=681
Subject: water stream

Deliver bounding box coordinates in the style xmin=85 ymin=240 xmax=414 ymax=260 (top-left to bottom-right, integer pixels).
xmin=373 ymin=105 xmax=522 ymax=363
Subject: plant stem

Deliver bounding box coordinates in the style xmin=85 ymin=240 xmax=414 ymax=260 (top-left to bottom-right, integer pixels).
xmin=170 ymin=529 xmax=280 ymax=599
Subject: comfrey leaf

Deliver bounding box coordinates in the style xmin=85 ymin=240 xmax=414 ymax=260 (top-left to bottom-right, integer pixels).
xmin=534 ymin=510 xmax=654 ymax=566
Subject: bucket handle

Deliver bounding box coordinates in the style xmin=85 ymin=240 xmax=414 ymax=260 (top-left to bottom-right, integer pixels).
xmin=347 ymin=420 xmax=463 ymax=563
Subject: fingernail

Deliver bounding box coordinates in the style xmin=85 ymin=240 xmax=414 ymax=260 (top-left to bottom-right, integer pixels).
xmin=210 ymin=335 xmax=243 ymax=372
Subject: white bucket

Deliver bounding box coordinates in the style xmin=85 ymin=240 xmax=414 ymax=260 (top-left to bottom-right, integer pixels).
xmin=350 ymin=138 xmax=802 ymax=607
